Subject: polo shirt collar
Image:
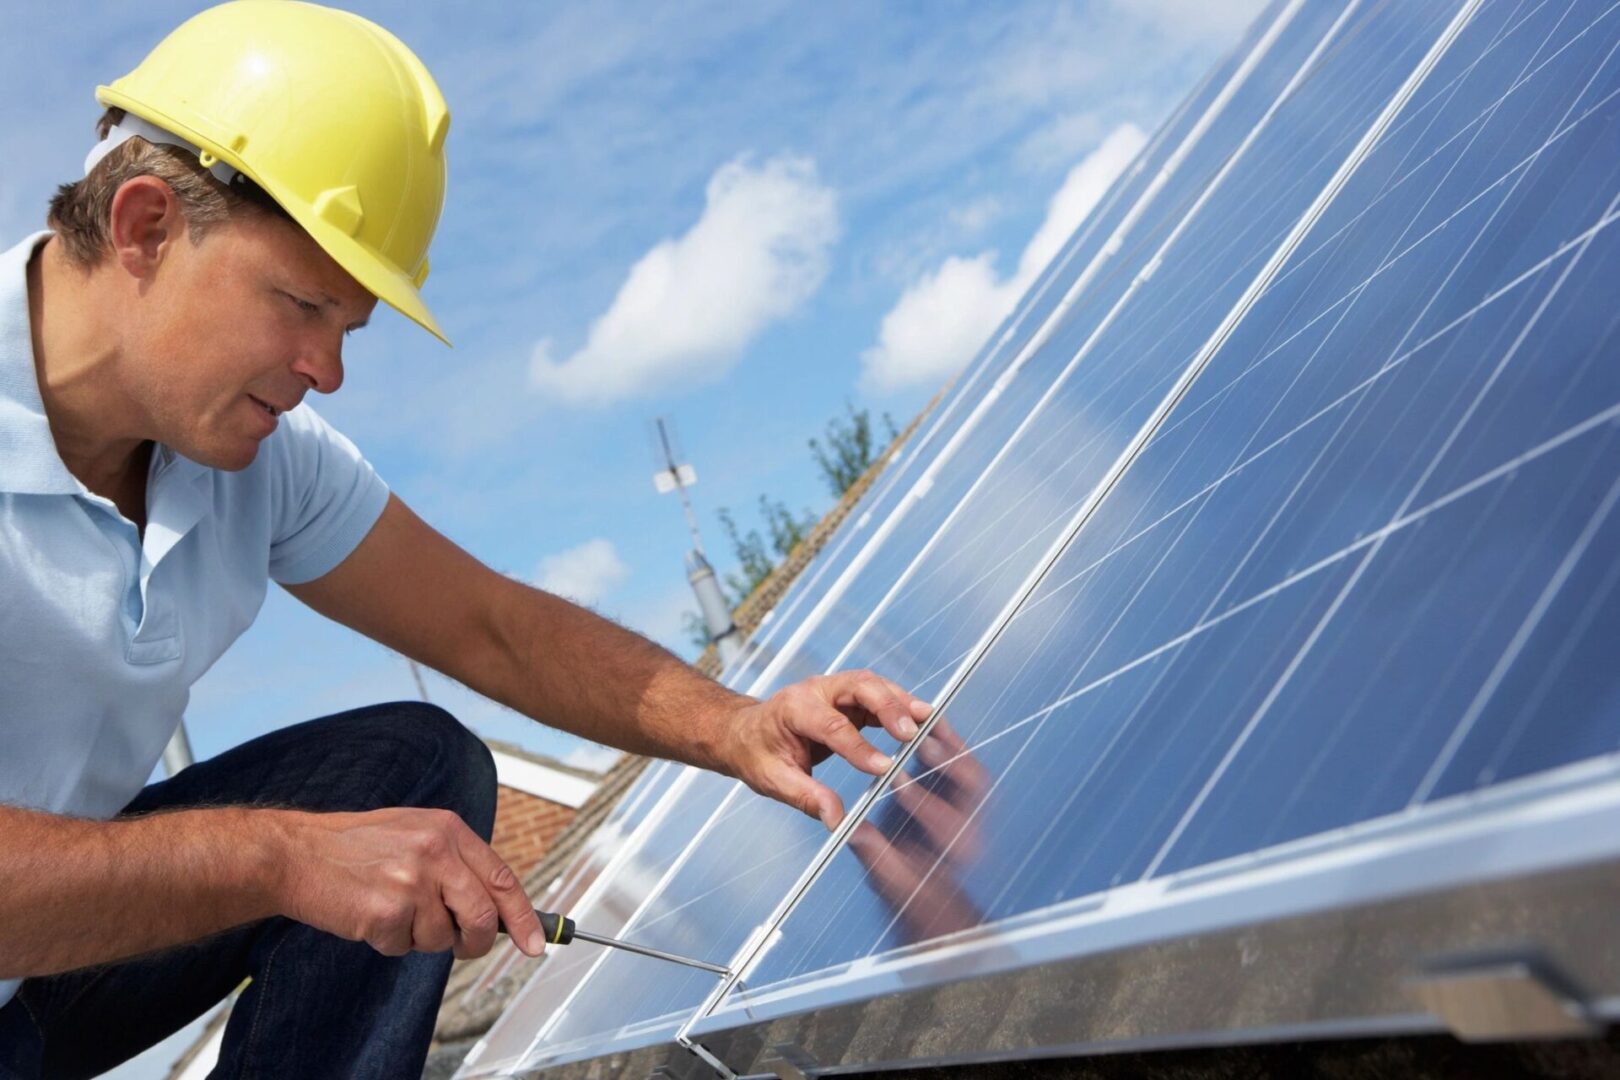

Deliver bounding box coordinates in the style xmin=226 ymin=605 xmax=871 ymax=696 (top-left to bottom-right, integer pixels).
xmin=0 ymin=233 xmax=213 ymax=562
xmin=0 ymin=232 xmax=80 ymax=496
xmin=145 ymin=446 xmax=212 ymax=566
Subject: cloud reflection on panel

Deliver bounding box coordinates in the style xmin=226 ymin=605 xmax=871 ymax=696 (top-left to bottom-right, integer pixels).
xmin=860 ymin=122 xmax=1145 ymax=394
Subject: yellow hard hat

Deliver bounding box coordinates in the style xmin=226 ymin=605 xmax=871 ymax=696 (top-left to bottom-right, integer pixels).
xmin=96 ymin=0 xmax=451 ymax=344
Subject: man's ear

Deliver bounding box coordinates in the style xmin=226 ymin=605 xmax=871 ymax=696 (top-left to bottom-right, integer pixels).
xmin=107 ymin=175 xmax=184 ymax=281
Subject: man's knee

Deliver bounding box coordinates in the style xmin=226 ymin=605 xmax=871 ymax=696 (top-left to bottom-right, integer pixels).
xmin=344 ymin=701 xmax=497 ymax=840
xmin=402 ymin=703 xmax=497 ymax=840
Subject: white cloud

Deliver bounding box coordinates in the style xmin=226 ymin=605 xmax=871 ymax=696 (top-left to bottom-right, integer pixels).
xmin=948 ymin=195 xmax=1004 ymax=235
xmin=529 ymin=154 xmax=839 ymax=406
xmin=535 ymin=538 xmax=631 ymax=606
xmin=1106 ymin=0 xmax=1268 ymax=44
xmin=860 ymin=123 xmax=1147 ymax=393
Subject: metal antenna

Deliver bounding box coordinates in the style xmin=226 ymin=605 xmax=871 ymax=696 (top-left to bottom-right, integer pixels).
xmin=653 ymin=417 xmax=705 ymax=556
xmin=651 ymin=416 xmax=742 ymax=665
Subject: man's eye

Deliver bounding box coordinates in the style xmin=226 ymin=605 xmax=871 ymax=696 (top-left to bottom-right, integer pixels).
xmin=285 ymin=292 xmax=320 ymax=314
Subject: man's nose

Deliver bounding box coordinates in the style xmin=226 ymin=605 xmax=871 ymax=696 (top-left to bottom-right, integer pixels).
xmin=291 ymin=344 xmax=345 ymax=395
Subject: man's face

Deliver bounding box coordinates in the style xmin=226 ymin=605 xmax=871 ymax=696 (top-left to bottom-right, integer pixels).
xmin=124 ymin=208 xmax=377 ymax=471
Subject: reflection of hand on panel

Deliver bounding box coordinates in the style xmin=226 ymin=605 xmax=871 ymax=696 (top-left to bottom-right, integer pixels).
xmin=848 ymin=716 xmax=989 ymax=945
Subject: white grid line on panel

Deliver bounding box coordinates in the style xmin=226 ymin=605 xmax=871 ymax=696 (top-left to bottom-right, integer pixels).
xmin=1409 ymin=465 xmax=1620 ymax=803
xmin=1469 ymin=491 xmax=1620 ymax=786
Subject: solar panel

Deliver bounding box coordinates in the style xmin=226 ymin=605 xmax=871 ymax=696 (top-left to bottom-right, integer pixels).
xmin=698 ymin=0 xmax=1620 ymax=1060
xmin=464 ymin=4 xmax=1375 ymax=1073
xmin=458 ymin=17 xmax=1292 ymax=1075
xmin=732 ymin=2 xmax=1322 ymax=708
xmin=461 ymin=1 xmax=1620 ymax=1076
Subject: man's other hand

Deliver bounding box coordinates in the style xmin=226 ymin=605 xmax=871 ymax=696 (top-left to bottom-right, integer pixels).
xmin=270 ymin=807 xmax=546 ymax=961
xmin=720 ymin=670 xmax=933 ymax=830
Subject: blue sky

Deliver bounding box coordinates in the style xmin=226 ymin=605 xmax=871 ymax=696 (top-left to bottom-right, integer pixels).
xmin=0 ymin=0 xmax=1261 ymax=779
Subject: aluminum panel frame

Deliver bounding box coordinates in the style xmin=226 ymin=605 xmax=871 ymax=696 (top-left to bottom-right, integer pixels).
xmin=516 ymin=761 xmax=1620 ymax=1080
xmin=693 ymin=855 xmax=1620 ymax=1079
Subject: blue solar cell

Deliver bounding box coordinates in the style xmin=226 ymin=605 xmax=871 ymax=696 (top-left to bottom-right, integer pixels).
xmin=723 ymin=0 xmax=1620 ymax=1008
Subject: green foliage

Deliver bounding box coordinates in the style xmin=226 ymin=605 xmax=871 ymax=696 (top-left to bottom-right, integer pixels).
xmin=717 ymin=495 xmax=815 ymax=604
xmin=687 ymin=403 xmax=904 ymax=651
xmin=808 ymin=401 xmax=900 ymax=499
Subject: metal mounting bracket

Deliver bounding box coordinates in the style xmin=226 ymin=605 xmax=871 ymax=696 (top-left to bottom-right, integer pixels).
xmin=1405 ymin=957 xmax=1600 ymax=1041
xmin=760 ymin=1042 xmax=819 ymax=1080
xmin=676 ymin=1032 xmax=738 ymax=1080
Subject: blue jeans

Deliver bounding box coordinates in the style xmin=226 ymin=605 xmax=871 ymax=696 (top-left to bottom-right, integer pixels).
xmin=0 ymin=702 xmax=497 ymax=1079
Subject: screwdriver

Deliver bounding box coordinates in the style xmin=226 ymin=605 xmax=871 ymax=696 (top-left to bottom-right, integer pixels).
xmin=497 ymin=910 xmax=729 ymax=975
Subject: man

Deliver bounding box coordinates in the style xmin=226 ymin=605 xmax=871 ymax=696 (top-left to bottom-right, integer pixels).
xmin=0 ymin=4 xmax=930 ymax=1077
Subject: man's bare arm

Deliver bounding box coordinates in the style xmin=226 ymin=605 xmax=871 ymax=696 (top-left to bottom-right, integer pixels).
xmin=0 ymin=801 xmax=549 ymax=982
xmin=287 ymin=496 xmax=933 ymax=826
xmin=286 ymin=495 xmax=745 ymax=769
xmin=0 ymin=803 xmax=281 ymax=979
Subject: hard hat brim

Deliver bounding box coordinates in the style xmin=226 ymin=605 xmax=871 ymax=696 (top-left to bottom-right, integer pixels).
xmin=97 ymin=84 xmax=452 ymax=346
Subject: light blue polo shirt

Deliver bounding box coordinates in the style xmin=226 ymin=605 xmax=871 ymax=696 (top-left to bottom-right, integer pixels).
xmin=0 ymin=232 xmax=389 ymax=1008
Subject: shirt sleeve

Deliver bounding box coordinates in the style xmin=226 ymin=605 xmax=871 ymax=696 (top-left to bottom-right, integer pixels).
xmin=266 ymin=403 xmax=391 ymax=585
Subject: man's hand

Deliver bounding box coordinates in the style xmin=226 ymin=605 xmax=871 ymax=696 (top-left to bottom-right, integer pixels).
xmin=270 ymin=807 xmax=547 ymax=961
xmin=719 ymin=670 xmax=934 ymax=830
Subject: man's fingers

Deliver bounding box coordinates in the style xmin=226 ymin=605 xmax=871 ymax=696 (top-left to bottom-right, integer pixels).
xmin=830 ymin=671 xmax=930 ymax=744
xmin=411 ymin=896 xmax=459 ymax=955
xmin=765 ymin=760 xmax=845 ymax=831
xmin=879 ymin=674 xmax=934 ymax=724
xmin=796 ymin=704 xmax=893 ymax=777
xmin=441 ymin=867 xmax=501 ymax=960
xmin=454 ymin=827 xmax=546 ymax=956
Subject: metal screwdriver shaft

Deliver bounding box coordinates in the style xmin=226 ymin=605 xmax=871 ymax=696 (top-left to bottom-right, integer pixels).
xmin=571 ymin=927 xmax=729 ymax=975
xmin=499 ymin=909 xmax=729 ymax=976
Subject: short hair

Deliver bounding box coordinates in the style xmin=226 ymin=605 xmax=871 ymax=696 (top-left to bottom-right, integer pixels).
xmin=46 ymin=107 xmax=293 ymax=268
